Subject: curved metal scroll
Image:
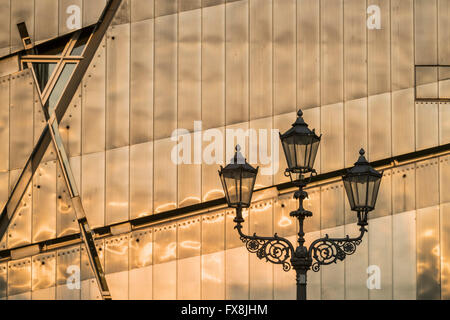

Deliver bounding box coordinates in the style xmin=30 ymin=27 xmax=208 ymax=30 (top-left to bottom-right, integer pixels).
xmin=236 ymin=225 xmax=294 ymax=272
xmin=308 ymin=229 xmax=366 ymax=272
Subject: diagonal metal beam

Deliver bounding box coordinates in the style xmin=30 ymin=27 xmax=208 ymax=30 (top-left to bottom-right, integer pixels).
xmin=0 ymin=0 xmax=123 ymax=300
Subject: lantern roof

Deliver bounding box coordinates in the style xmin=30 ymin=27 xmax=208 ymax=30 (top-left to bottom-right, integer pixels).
xmin=279 ymin=110 xmax=321 ymax=140
xmin=220 ymin=145 xmax=258 ymax=173
xmin=344 ymin=149 xmax=382 ymax=178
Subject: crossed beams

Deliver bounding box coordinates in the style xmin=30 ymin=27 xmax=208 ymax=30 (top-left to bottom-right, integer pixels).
xmin=0 ymin=0 xmax=123 ymax=300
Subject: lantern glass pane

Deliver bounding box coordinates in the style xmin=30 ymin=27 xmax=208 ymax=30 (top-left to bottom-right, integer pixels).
xmin=241 ymin=174 xmax=255 ymax=206
xmin=294 ymin=141 xmax=307 ymax=168
xmin=281 ymin=136 xmax=295 ymax=170
xmin=368 ymin=176 xmax=382 ymax=209
xmin=224 ymin=175 xmax=240 ymax=205
xmin=309 ymin=139 xmax=320 ymax=169
xmin=343 ymin=180 xmax=355 ymax=209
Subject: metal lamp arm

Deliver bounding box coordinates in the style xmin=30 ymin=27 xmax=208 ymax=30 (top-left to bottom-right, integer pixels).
xmin=235 ymin=220 xmax=295 ymax=272
xmin=307 ymin=226 xmax=367 ymax=272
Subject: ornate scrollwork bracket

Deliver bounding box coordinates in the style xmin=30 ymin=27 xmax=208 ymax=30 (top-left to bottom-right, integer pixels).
xmin=235 ymin=223 xmax=294 ymax=272
xmin=308 ymin=228 xmax=366 ymax=272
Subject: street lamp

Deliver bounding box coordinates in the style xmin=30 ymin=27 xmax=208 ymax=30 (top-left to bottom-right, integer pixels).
xmin=218 ymin=109 xmax=383 ymax=300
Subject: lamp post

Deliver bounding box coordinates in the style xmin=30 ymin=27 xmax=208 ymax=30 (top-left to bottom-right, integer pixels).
xmin=218 ymin=110 xmax=383 ymax=300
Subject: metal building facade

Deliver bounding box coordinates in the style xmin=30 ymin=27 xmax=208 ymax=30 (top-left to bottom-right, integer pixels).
xmin=0 ymin=0 xmax=448 ymax=300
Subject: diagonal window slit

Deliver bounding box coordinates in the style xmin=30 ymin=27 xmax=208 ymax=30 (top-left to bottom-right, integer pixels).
xmin=33 ymin=62 xmax=58 ymax=93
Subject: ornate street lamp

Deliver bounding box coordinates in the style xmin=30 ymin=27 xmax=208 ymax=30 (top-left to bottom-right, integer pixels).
xmin=219 ymin=109 xmax=383 ymax=300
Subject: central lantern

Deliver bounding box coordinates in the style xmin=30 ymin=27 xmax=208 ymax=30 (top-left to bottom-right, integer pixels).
xmin=279 ymin=110 xmax=321 ymax=183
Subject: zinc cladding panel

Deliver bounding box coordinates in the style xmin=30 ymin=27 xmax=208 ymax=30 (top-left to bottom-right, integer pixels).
xmin=416 ymin=102 xmax=439 ymax=151
xmin=130 ymin=18 xmax=154 ymax=145
xmin=106 ymin=23 xmax=130 ymax=150
xmin=273 ymin=0 xmax=296 ymax=116
xmin=155 ymin=0 xmax=177 ymax=17
xmin=392 ymin=0 xmax=415 ymax=154
xmin=368 ymin=215 xmax=393 ymax=299
xmin=320 ymin=182 xmax=344 ymax=230
xmin=368 ymin=0 xmax=391 ymax=95
xmin=392 ymin=89 xmax=415 ymax=156
xmin=344 ymin=98 xmax=368 ymax=168
xmin=35 ymin=0 xmax=58 ymax=44
xmin=343 ymin=0 xmax=367 ymax=101
xmin=130 ymin=228 xmax=153 ymax=269
xmin=225 ymin=0 xmax=249 ymax=126
xmin=202 ymin=4 xmax=225 ymax=130
xmin=105 ymin=146 xmax=129 ymax=225
xmin=320 ymin=103 xmax=344 ymax=173
xmin=130 ymin=142 xmax=153 ymax=220
xmin=177 ymin=217 xmax=201 ymax=299
xmin=153 ymin=223 xmax=176 ymax=299
xmin=130 ymin=230 xmax=152 ymax=299
xmin=32 ymin=160 xmax=57 ymax=242
xmin=31 ymin=253 xmax=56 ymax=296
xmin=201 ymin=127 xmax=225 ymax=202
xmin=8 ymin=258 xmax=31 ymax=297
xmin=105 ymin=236 xmax=129 ymax=299
xmin=415 ymin=0 xmax=438 ymax=65
xmin=82 ymin=39 xmax=106 ymax=155
xmin=392 ymin=164 xmax=416 ymax=214
xmin=393 ymin=210 xmax=416 ymax=300
xmin=417 ymin=206 xmax=441 ymax=300
xmin=344 ymin=221 xmax=369 ymax=300
xmin=56 ymin=245 xmax=81 ymax=300
xmin=368 ymin=92 xmax=391 ymax=161
xmin=131 ymin=0 xmax=154 ymax=23
xmin=321 ymin=0 xmax=343 ymax=106
xmin=178 ymin=9 xmax=201 ymax=133
xmin=201 ymin=212 xmax=225 ymax=300
xmin=180 ymin=0 xmax=201 ymax=12
xmin=439 ymin=0 xmax=450 ymax=65
xmin=297 ymin=0 xmax=320 ymax=110
xmin=225 ymin=209 xmax=249 ymax=300
xmin=83 ymin=0 xmax=106 ymax=27
xmin=178 ymin=133 xmax=202 ymax=208
xmin=177 ymin=10 xmax=202 ymax=208
xmin=154 ymin=13 xmax=177 ymax=140
xmin=391 ymin=0 xmax=414 ymax=91
xmin=249 ymin=117 xmax=274 ymax=188
xmin=153 ymin=138 xmax=177 ymax=213
xmin=249 ymin=0 xmax=272 ymax=120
